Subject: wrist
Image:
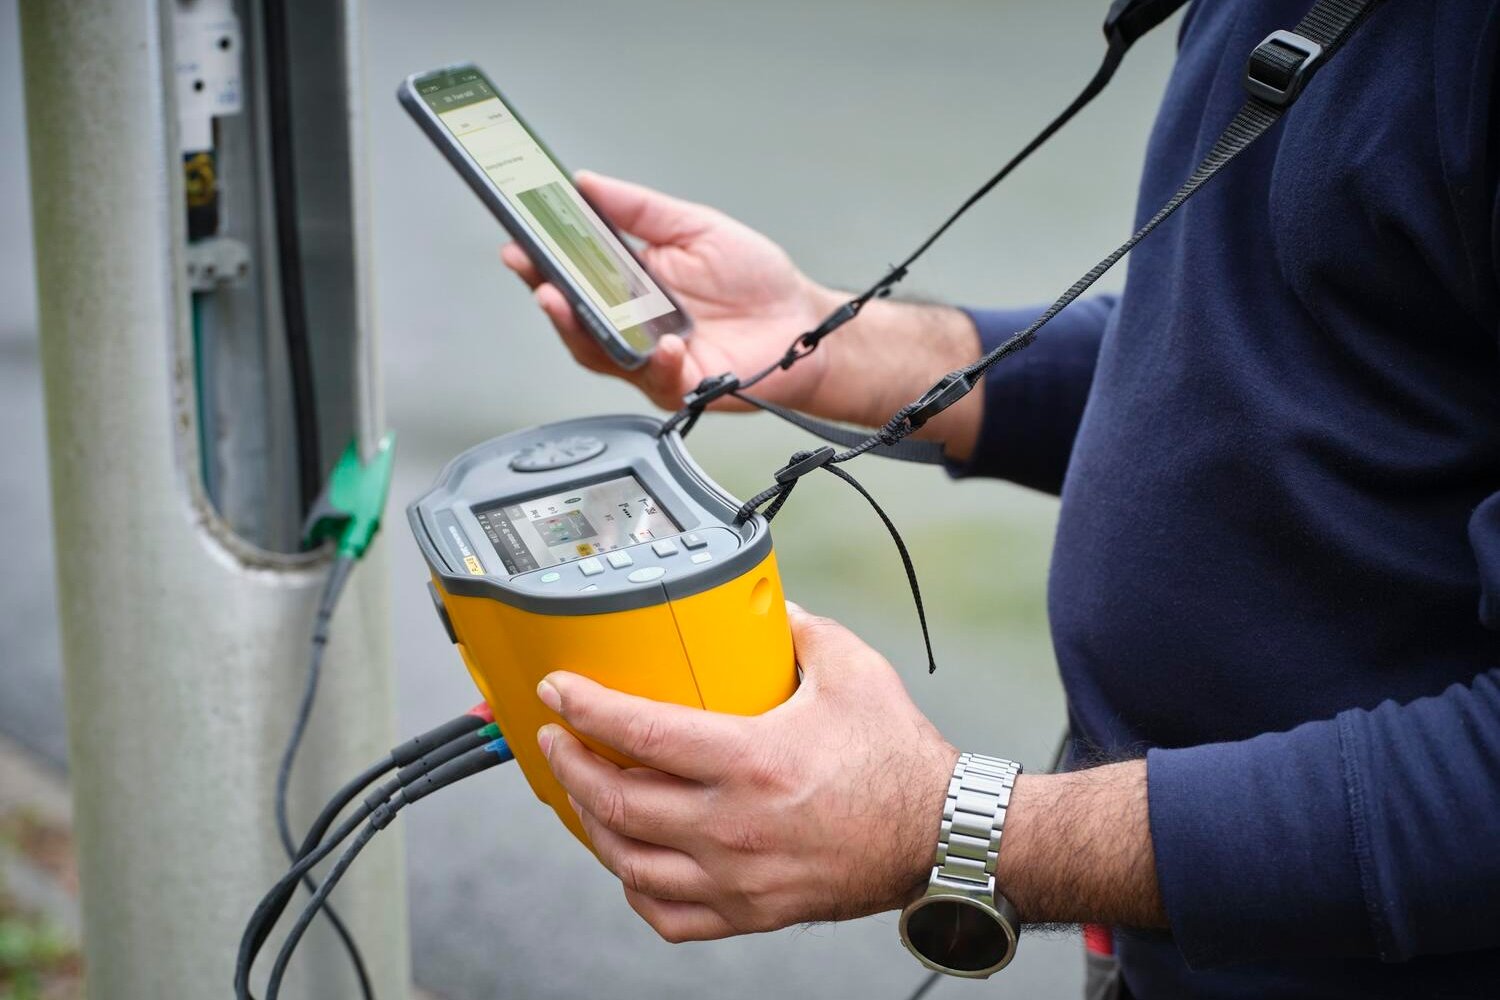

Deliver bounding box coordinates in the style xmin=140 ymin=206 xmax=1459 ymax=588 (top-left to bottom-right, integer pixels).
xmin=894 ymin=740 xmax=962 ymax=909
xmin=809 ymin=296 xmax=984 ymax=456
xmin=992 ymin=761 xmax=1165 ymax=928
xmin=992 ymin=771 xmax=1048 ymax=920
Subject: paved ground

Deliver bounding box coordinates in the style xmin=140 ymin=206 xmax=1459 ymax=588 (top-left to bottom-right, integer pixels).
xmin=0 ymin=1 xmax=1179 ymax=996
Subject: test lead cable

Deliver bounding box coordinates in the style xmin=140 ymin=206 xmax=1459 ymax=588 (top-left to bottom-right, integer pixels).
xmin=238 ymin=738 xmax=516 ymax=1000
xmin=264 ymin=740 xmax=515 ymax=1000
xmin=240 ymin=706 xmax=497 ymax=997
xmin=269 ymin=433 xmax=397 ymax=997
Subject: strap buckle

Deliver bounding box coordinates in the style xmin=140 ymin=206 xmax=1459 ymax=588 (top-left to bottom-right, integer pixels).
xmin=1244 ymin=30 xmax=1323 ymax=107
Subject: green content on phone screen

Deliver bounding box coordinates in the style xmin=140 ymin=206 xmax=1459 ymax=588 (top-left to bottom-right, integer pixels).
xmin=418 ymin=69 xmax=673 ymax=353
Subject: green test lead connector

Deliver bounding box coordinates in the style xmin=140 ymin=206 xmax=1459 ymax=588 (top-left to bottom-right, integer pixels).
xmin=302 ymin=432 xmax=397 ymax=558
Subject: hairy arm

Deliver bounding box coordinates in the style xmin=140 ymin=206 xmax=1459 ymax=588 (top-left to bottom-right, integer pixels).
xmin=802 ymin=291 xmax=986 ymax=461
xmin=1000 ymin=761 xmax=1165 ymax=927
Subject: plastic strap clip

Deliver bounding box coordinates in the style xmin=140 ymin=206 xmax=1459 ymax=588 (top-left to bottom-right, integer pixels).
xmin=774 ymin=446 xmax=837 ymax=484
xmin=902 ymin=371 xmax=974 ymax=434
xmin=682 ymin=372 xmax=741 ymax=411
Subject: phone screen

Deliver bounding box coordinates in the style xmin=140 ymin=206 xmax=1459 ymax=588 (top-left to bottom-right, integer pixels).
xmin=414 ymin=68 xmax=683 ymax=354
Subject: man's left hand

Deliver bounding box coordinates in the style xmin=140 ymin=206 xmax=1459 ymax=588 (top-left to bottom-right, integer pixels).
xmin=535 ymin=602 xmax=959 ymax=942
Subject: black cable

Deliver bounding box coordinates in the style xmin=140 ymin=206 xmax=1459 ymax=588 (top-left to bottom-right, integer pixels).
xmin=239 ymin=717 xmax=502 ymax=998
xmin=736 ymin=452 xmax=935 ymax=672
xmin=390 ymin=711 xmax=490 ymax=766
xmin=394 ymin=726 xmax=496 ymax=785
xmin=297 ymin=754 xmax=395 ymax=861
xmin=263 ymin=743 xmax=515 ymax=999
xmin=269 ymin=555 xmax=373 ymax=999
xmin=266 ymin=819 xmax=386 ymax=999
xmin=263 ymin=0 xmax=322 ymax=517
xmin=237 ymin=785 xmax=393 ymax=999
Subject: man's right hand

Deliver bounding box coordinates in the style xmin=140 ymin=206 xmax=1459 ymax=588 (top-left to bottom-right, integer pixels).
xmin=501 ymin=171 xmax=986 ymax=460
xmin=500 ymin=171 xmax=842 ymax=414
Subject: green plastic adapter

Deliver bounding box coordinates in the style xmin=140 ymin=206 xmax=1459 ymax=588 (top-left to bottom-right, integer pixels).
xmin=302 ymin=432 xmax=397 ymax=559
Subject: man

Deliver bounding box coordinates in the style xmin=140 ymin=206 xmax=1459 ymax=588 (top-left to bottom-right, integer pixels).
xmin=500 ymin=1 xmax=1500 ymax=996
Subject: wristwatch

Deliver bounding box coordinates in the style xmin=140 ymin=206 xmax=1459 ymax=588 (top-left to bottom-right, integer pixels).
xmin=898 ymin=752 xmax=1022 ymax=978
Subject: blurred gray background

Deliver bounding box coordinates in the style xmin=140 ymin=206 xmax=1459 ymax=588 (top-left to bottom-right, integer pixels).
xmin=0 ymin=1 xmax=1178 ymax=997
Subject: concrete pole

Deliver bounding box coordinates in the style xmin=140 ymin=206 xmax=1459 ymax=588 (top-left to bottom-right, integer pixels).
xmin=19 ymin=2 xmax=408 ymax=997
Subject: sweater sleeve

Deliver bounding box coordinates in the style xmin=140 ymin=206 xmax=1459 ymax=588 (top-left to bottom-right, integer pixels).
xmin=945 ymin=296 xmax=1116 ymax=494
xmin=1148 ymin=670 xmax=1500 ymax=968
xmin=1147 ymin=491 xmax=1500 ymax=968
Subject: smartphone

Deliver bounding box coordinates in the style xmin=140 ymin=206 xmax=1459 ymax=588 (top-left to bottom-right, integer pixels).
xmin=399 ymin=64 xmax=691 ymax=370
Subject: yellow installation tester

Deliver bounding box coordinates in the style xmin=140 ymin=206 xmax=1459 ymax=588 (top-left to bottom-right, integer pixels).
xmin=409 ymin=414 xmax=797 ymax=846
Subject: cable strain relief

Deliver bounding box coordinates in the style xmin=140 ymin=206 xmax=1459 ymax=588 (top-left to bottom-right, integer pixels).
xmin=404 ymin=746 xmax=501 ymax=804
xmin=390 ymin=714 xmax=479 ymax=767
xmin=363 ymin=777 xmax=400 ymax=815
xmin=370 ymin=799 xmax=401 ymax=830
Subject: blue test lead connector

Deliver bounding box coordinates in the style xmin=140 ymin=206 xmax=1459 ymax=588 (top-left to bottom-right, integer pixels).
xmin=483 ymin=736 xmax=514 ymax=764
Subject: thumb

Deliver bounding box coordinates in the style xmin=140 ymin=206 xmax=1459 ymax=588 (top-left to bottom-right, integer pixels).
xmin=785 ymin=601 xmax=867 ymax=690
xmin=576 ymin=170 xmax=712 ymax=246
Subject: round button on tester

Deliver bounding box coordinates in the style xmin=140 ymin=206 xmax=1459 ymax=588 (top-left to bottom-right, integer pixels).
xmin=509 ymin=435 xmax=606 ymax=472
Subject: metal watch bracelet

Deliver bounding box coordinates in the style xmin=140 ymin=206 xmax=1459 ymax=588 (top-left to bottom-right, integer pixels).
xmin=936 ymin=752 xmax=1021 ymax=889
xmin=899 ymin=752 xmax=1023 ymax=978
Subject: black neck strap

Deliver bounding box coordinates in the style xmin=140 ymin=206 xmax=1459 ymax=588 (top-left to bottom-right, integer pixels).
xmin=698 ymin=0 xmax=1384 ymax=674
xmin=659 ymin=0 xmax=1191 ymax=440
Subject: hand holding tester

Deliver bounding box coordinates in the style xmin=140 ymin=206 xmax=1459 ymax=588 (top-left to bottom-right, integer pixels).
xmin=399 ymin=64 xmax=692 ymax=370
xmin=409 ymin=415 xmax=797 ymax=848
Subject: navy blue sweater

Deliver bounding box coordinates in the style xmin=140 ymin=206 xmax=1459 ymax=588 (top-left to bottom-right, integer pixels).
xmin=957 ymin=2 xmax=1500 ymax=997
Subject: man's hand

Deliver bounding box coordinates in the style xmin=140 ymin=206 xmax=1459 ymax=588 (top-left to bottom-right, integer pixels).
xmin=501 ymin=171 xmax=841 ymax=415
xmin=534 ymin=602 xmax=959 ymax=942
xmin=501 ymin=172 xmax=988 ymax=460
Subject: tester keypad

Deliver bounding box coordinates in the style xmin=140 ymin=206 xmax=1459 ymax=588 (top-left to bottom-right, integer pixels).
xmin=411 ymin=415 xmax=772 ymax=616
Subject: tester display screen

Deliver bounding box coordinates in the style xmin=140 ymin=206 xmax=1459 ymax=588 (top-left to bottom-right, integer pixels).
xmin=473 ymin=475 xmax=681 ymax=574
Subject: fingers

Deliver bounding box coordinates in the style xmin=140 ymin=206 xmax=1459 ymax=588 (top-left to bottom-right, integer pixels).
xmin=499 ymin=242 xmax=542 ymax=289
xmin=575 ymin=170 xmax=713 ymax=246
xmin=519 ymin=281 xmax=696 ymax=399
xmin=634 ymin=334 xmax=697 ymax=409
xmin=533 ymin=284 xmax=615 ymax=374
xmin=542 ymin=726 xmax=702 ymax=845
xmin=539 ymin=672 xmax=749 ymax=781
xmin=578 ymin=808 xmax=712 ymax=902
xmin=623 ymin=888 xmax=737 ymax=943
xmin=498 ymin=243 xmax=618 ymax=375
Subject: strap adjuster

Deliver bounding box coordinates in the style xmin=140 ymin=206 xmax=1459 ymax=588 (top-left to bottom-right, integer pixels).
xmin=904 ymin=371 xmax=974 ymax=433
xmin=1244 ymin=30 xmax=1323 ymax=107
xmin=774 ymin=447 xmax=836 ymax=484
xmin=681 ymin=372 xmax=740 ymax=411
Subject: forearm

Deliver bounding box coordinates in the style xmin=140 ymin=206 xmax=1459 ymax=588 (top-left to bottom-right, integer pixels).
xmin=994 ymin=760 xmax=1166 ymax=928
xmin=801 ymin=285 xmax=985 ymax=461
